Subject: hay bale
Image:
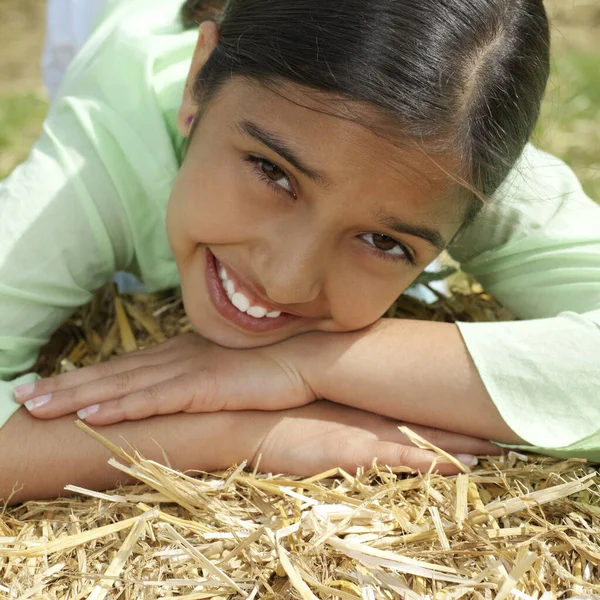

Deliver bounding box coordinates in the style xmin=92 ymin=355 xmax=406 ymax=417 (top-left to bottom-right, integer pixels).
xmin=2 ymin=281 xmax=599 ymax=598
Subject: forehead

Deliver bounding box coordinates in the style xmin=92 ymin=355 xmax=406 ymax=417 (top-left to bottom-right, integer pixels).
xmin=203 ymin=78 xmax=468 ymax=232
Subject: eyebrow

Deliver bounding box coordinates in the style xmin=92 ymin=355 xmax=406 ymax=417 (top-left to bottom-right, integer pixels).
xmin=234 ymin=119 xmax=447 ymax=251
xmin=376 ymin=214 xmax=448 ymax=252
xmin=233 ymin=119 xmax=328 ymax=186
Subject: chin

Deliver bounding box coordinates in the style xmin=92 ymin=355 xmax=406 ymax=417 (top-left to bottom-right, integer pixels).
xmin=182 ymin=299 xmax=293 ymax=349
xmin=194 ymin=319 xmax=296 ymax=349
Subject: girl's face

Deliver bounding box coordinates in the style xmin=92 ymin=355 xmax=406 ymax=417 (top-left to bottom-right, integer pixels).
xmin=167 ymin=79 xmax=466 ymax=349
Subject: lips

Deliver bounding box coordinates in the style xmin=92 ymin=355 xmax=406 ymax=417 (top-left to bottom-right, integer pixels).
xmin=205 ymin=248 xmax=299 ymax=333
xmin=216 ymin=261 xmax=283 ymax=319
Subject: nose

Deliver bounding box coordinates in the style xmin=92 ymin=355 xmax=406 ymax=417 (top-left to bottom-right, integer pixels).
xmin=252 ymin=230 xmax=327 ymax=306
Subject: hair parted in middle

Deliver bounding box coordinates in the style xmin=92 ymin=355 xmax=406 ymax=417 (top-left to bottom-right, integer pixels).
xmin=180 ymin=0 xmax=550 ymax=223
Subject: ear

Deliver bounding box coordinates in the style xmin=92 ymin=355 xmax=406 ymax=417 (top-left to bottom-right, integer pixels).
xmin=177 ymin=20 xmax=220 ymax=137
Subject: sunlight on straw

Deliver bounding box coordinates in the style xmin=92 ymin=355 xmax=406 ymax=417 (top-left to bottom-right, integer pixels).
xmin=399 ymin=426 xmax=470 ymax=473
xmin=87 ymin=508 xmax=156 ymax=600
xmin=3 ymin=284 xmax=600 ymax=597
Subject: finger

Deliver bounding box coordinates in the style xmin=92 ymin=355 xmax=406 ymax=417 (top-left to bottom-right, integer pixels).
xmin=375 ymin=441 xmax=466 ymax=475
xmin=331 ymin=439 xmax=462 ymax=476
xmin=393 ymin=424 xmax=501 ymax=456
xmin=365 ymin=418 xmax=500 ymax=457
xmin=308 ymin=403 xmax=500 ymax=458
xmin=21 ymin=363 xmax=188 ymax=419
xmin=75 ymin=373 xmax=210 ymax=425
xmin=12 ymin=348 xmax=188 ymax=403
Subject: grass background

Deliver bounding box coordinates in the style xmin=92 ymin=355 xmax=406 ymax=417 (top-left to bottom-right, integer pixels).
xmin=0 ymin=0 xmax=598 ymax=200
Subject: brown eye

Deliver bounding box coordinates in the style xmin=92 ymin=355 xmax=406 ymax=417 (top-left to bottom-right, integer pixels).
xmin=261 ymin=160 xmax=286 ymax=182
xmin=360 ymin=232 xmax=412 ymax=263
xmin=253 ymin=158 xmax=294 ymax=194
xmin=371 ymin=234 xmax=398 ymax=251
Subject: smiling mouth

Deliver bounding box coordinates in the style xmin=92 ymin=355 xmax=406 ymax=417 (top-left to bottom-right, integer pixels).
xmin=205 ymin=248 xmax=299 ymax=333
xmin=217 ymin=263 xmax=283 ymax=319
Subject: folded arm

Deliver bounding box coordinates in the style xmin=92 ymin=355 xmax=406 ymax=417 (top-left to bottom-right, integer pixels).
xmin=0 ymin=408 xmax=247 ymax=505
xmin=0 ymin=114 xmax=135 ymax=427
xmin=304 ymin=145 xmax=600 ymax=456
xmin=1 ymin=402 xmax=500 ymax=505
xmin=298 ymin=319 xmax=525 ymax=443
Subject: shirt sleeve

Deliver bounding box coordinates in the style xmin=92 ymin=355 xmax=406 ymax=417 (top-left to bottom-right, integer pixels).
xmin=448 ymin=144 xmax=600 ymax=459
xmin=0 ymin=0 xmax=191 ymax=429
xmin=0 ymin=106 xmax=134 ymax=429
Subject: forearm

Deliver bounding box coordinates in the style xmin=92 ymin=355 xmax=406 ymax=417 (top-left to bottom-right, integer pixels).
xmin=299 ymin=318 xmax=525 ymax=444
xmin=0 ymin=407 xmax=259 ymax=505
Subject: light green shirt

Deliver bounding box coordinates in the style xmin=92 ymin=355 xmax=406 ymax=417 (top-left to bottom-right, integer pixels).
xmin=1 ymin=0 xmax=599 ymax=459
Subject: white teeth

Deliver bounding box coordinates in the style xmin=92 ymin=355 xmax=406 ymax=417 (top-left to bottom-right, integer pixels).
xmin=217 ymin=261 xmax=281 ymax=319
xmin=231 ymin=292 xmax=251 ymax=313
xmin=247 ymin=306 xmax=268 ymax=318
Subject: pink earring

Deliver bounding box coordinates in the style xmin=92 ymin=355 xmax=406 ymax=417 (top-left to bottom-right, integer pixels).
xmin=187 ymin=115 xmax=195 ymax=126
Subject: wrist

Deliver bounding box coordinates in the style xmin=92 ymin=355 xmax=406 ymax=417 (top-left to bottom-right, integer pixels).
xmin=275 ymin=330 xmax=328 ymax=400
xmin=280 ymin=320 xmax=393 ymax=401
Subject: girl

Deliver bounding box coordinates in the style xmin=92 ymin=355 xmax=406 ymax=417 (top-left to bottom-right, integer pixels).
xmin=1 ymin=0 xmax=599 ymax=504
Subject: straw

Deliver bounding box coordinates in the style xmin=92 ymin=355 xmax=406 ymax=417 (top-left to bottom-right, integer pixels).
xmin=2 ymin=279 xmax=599 ymax=598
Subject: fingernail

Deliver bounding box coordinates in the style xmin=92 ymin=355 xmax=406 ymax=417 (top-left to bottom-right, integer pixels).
xmin=13 ymin=383 xmax=36 ymax=399
xmin=25 ymin=394 xmax=52 ymax=411
xmin=78 ymin=405 xmax=100 ymax=420
xmin=456 ymin=454 xmax=478 ymax=466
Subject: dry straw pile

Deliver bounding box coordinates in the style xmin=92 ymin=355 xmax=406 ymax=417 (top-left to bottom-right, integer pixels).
xmin=1 ymin=282 xmax=599 ymax=599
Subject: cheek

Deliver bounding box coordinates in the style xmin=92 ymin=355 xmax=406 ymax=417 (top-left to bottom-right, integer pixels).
xmin=167 ymin=153 xmax=259 ymax=257
xmin=328 ymin=269 xmax=412 ymax=330
xmin=166 ymin=174 xmax=192 ymax=259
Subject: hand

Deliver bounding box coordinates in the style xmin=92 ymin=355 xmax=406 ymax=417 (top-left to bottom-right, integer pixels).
xmin=13 ymin=332 xmax=316 ymax=425
xmin=240 ymin=401 xmax=500 ymax=476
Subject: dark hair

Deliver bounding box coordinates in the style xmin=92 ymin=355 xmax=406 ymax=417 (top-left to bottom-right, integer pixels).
xmin=180 ymin=0 xmax=550 ymax=222
xmin=181 ymin=0 xmax=225 ymax=26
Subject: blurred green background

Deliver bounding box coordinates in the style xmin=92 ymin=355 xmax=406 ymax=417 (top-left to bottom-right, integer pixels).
xmin=0 ymin=0 xmax=598 ymax=200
